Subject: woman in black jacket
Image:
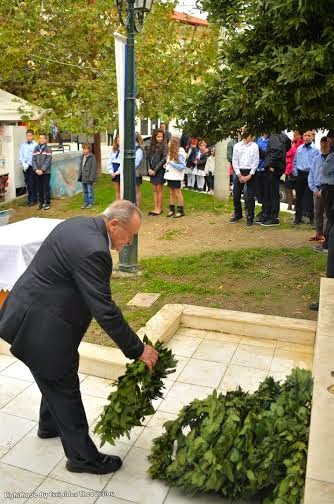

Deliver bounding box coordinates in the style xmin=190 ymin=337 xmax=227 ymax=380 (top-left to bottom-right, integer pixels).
xmin=147 ymin=128 xmax=167 ymax=215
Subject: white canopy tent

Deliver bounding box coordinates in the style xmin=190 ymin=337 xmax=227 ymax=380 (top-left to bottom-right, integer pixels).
xmin=0 ymin=88 xmax=48 ymax=123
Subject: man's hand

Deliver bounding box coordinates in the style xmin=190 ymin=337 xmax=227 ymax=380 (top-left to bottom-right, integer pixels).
xmin=238 ymin=175 xmax=245 ymax=183
xmin=314 ymin=191 xmax=321 ymax=198
xmin=138 ymin=344 xmax=159 ymax=370
xmin=269 ymin=167 xmax=275 ymax=173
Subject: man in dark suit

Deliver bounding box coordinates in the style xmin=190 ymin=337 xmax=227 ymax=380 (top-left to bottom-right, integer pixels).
xmin=0 ymin=200 xmax=158 ymax=475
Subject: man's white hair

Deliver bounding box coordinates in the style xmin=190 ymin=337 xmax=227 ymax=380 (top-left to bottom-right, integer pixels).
xmin=102 ymin=200 xmax=142 ymax=225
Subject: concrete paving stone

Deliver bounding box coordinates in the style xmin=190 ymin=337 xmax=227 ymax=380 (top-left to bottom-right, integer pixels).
xmin=168 ymin=355 xmax=190 ymax=381
xmin=2 ymin=426 xmax=64 ymax=476
xmin=0 ymin=360 xmax=34 ymax=382
xmin=218 ymin=365 xmax=268 ymax=393
xmin=0 ymin=462 xmax=45 ymax=504
xmin=177 ymin=358 xmax=226 ymax=388
xmin=164 ymin=487 xmax=231 ymax=503
xmin=0 ymin=411 xmax=36 ymax=458
xmin=165 ymin=335 xmax=203 ymax=358
xmin=231 ymin=344 xmax=274 ymax=371
xmin=158 ymin=382 xmax=213 ymax=414
xmin=0 ymin=375 xmax=32 ymax=408
xmin=192 ymin=339 xmax=238 ymax=364
xmin=0 ymin=354 xmax=17 ymax=373
xmin=239 ymin=337 xmax=277 ymax=349
xmin=2 ymin=382 xmax=41 ymax=421
xmin=270 ymin=348 xmax=313 ymax=373
xmin=80 ymin=375 xmax=116 ymax=400
xmin=101 ymin=446 xmax=169 ymax=504
xmin=25 ymin=476 xmax=98 ymax=504
xmin=81 ymin=393 xmax=109 ymax=427
xmin=127 ymin=292 xmax=161 ymax=308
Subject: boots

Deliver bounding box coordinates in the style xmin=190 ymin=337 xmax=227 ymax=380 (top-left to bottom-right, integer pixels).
xmin=167 ymin=205 xmax=175 ymax=217
xmin=174 ymin=206 xmax=185 ymax=218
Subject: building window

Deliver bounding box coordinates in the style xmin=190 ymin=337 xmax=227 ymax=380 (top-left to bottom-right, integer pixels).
xmin=151 ymin=118 xmax=159 ymax=134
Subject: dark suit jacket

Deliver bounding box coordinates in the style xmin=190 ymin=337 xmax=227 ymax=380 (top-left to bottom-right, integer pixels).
xmin=0 ymin=216 xmax=144 ymax=379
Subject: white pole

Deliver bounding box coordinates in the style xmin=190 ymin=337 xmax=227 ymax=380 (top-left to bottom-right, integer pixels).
xmin=214 ymin=139 xmax=230 ymax=202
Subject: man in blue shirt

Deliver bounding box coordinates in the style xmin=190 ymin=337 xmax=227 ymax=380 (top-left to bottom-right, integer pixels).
xmin=293 ymin=130 xmax=319 ymax=224
xmin=19 ymin=129 xmax=38 ymax=206
xmin=308 ymin=137 xmax=330 ymax=241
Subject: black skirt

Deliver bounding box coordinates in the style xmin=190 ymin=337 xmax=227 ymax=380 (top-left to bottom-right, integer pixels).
xmin=112 ymin=174 xmax=120 ymax=184
xmin=285 ymin=175 xmax=297 ymax=189
xmin=167 ymin=180 xmax=181 ymax=189
xmin=150 ymin=169 xmax=165 ymax=185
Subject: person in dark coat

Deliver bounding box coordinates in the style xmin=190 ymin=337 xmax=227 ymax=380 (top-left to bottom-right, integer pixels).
xmin=32 ymin=132 xmax=53 ymax=210
xmin=0 ymin=200 xmax=158 ymax=475
xmin=78 ymin=143 xmax=97 ymax=209
xmin=147 ymin=128 xmax=167 ymax=215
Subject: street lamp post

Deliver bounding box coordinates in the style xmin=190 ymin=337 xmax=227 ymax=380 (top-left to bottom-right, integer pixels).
xmin=116 ymin=0 xmax=154 ymax=273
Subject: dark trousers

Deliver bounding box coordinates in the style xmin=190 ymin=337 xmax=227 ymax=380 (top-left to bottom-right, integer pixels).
xmin=31 ymin=353 xmax=99 ymax=463
xmin=255 ymin=171 xmax=265 ymax=205
xmin=295 ymin=170 xmax=313 ymax=222
xmin=24 ymin=167 xmax=37 ymax=204
xmin=207 ymin=172 xmax=214 ymax=191
xmin=35 ymin=173 xmax=51 ymax=205
xmin=322 ymin=185 xmax=334 ymax=278
xmin=233 ymin=170 xmax=256 ymax=220
xmin=263 ymin=170 xmax=280 ymax=219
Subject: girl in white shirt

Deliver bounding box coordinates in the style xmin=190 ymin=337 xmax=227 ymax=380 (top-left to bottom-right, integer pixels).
xmin=106 ymin=136 xmax=121 ymax=200
xmin=164 ymin=137 xmax=186 ymax=218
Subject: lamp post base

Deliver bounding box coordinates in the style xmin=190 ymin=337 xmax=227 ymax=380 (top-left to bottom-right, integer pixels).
xmin=118 ymin=234 xmax=139 ymax=273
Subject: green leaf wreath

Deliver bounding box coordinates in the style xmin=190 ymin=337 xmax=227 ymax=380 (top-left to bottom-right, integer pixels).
xmin=94 ymin=335 xmax=177 ymax=446
xmin=148 ymin=368 xmax=313 ymax=504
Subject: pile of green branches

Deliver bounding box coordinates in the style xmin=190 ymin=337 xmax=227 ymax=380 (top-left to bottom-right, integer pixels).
xmin=148 ymin=368 xmax=313 ymax=504
xmin=94 ymin=335 xmax=177 ymax=446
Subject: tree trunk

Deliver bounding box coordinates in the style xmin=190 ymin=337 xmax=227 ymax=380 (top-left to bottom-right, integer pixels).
xmin=89 ymin=0 xmax=102 ymax=175
xmin=93 ymin=133 xmax=101 ymax=175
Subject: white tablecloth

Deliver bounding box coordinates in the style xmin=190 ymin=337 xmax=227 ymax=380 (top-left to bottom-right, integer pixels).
xmin=0 ymin=218 xmax=63 ymax=290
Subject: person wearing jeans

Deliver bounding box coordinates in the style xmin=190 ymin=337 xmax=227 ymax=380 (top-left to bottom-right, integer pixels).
xmin=32 ymin=133 xmax=52 ymax=210
xmin=78 ymin=143 xmax=97 ymax=209
xmin=19 ymin=129 xmax=38 ymax=206
xmin=230 ymin=130 xmax=259 ymax=227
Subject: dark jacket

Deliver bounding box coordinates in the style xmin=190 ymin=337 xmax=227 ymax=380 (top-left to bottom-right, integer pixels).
xmin=0 ymin=216 xmax=144 ymax=379
xmin=264 ymin=133 xmax=291 ymax=176
xmin=32 ymin=143 xmax=52 ymax=174
xmin=78 ymin=153 xmax=97 ymax=184
xmin=149 ymin=143 xmax=167 ymax=175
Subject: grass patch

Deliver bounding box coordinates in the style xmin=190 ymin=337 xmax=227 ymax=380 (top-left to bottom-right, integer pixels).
xmin=84 ymin=246 xmax=325 ymax=347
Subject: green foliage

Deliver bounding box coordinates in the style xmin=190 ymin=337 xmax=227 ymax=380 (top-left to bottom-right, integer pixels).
xmin=182 ymin=0 xmax=334 ymax=140
xmin=93 ymin=335 xmax=177 ymax=446
xmin=0 ymin=1 xmax=218 ymax=132
xmin=148 ymin=368 xmax=313 ymax=503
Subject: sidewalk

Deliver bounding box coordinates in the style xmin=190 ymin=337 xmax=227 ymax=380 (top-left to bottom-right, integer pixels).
xmin=0 ymin=328 xmax=312 ymax=503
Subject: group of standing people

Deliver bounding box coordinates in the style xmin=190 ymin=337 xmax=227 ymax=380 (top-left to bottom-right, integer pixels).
xmin=20 ymin=130 xmax=52 ymax=210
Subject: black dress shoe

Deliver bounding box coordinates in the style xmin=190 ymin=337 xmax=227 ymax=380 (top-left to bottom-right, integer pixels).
xmin=37 ymin=428 xmax=60 ymax=439
xmin=309 ymin=302 xmax=319 ymax=311
xmin=66 ymin=454 xmax=122 ymax=474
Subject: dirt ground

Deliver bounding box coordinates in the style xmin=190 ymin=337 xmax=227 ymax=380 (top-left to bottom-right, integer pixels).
xmin=10 ymin=203 xmax=313 ymax=259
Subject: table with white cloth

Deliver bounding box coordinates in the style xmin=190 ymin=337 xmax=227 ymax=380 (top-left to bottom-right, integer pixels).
xmin=0 ymin=218 xmax=63 ymax=293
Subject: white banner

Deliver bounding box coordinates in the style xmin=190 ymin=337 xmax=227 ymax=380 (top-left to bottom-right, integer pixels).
xmin=114 ymin=32 xmax=127 ymax=199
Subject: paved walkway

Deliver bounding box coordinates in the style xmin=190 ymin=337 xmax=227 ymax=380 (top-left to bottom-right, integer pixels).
xmin=0 ymin=329 xmax=313 ymax=504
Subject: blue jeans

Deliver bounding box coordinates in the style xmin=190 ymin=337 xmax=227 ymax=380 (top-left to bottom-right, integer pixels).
xmin=82 ymin=183 xmax=94 ymax=205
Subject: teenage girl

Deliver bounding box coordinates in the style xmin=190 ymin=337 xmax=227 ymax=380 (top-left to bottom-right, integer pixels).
xmin=147 ymin=128 xmax=167 ymax=215
xmin=193 ymin=139 xmax=209 ymax=191
xmin=107 ymin=135 xmax=121 ymax=200
xmin=164 ymin=136 xmax=186 ymax=218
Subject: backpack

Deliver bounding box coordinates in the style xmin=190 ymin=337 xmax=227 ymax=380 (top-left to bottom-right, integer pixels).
xmin=265 ymin=133 xmax=292 ymax=176
xmin=136 ymin=145 xmax=147 ymax=177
